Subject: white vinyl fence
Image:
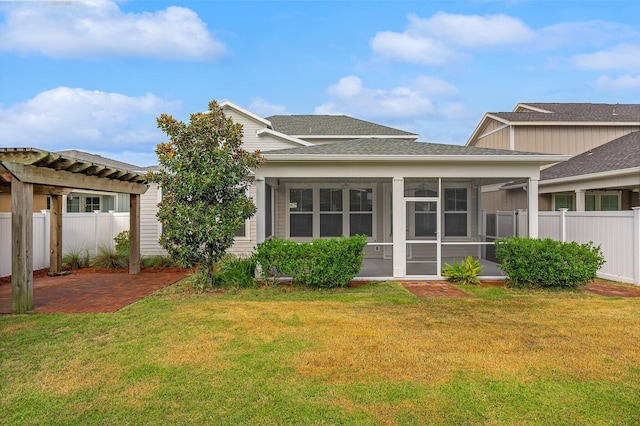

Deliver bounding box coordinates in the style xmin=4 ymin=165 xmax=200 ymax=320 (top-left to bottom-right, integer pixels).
xmin=538 ymin=209 xmax=640 ymax=285
xmin=1 ymin=211 xmax=130 ymax=277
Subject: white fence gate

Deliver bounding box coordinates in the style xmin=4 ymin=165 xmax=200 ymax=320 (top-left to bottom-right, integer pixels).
xmin=1 ymin=211 xmax=130 ymax=277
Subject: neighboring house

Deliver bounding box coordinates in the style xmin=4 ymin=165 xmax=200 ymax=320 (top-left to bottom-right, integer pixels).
xmin=466 ymin=102 xmax=640 ymax=212
xmin=219 ymin=101 xmax=566 ymax=279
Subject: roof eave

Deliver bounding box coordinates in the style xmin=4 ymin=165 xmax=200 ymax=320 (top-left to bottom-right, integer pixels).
xmin=540 ymin=167 xmax=640 ymax=186
xmin=264 ymin=154 xmax=570 ymax=164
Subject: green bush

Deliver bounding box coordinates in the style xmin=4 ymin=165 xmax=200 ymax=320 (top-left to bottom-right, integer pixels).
xmin=114 ymin=230 xmax=130 ymax=256
xmin=211 ymin=254 xmax=257 ymax=289
xmin=494 ymin=237 xmax=605 ymax=288
xmin=142 ymin=255 xmax=176 ymax=268
xmin=255 ymin=235 xmax=367 ymax=288
xmin=442 ymin=256 xmax=482 ymax=285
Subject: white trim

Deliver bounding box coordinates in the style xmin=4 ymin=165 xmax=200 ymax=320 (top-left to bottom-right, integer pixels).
xmin=219 ymin=99 xmax=272 ymax=127
xmin=540 ymin=167 xmax=640 ymax=187
xmin=476 ymin=124 xmax=509 ymax=140
xmin=264 ymin=153 xmax=570 ymax=164
xmin=290 ymin=134 xmax=418 ymax=140
xmin=256 ymin=128 xmax=315 ymax=147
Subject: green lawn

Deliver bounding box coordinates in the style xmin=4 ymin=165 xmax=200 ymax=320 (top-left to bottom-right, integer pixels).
xmin=1 ymin=281 xmax=639 ymax=425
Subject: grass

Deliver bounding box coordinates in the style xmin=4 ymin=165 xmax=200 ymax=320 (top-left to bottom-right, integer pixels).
xmin=1 ymin=281 xmax=639 ymax=425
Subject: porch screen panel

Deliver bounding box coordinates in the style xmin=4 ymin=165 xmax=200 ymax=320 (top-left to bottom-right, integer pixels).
xmin=349 ymin=189 xmax=373 ymax=236
xmin=320 ymin=188 xmax=343 ymax=237
xmin=289 ymin=188 xmax=313 ymax=237
xmin=444 ymin=188 xmax=467 ymax=237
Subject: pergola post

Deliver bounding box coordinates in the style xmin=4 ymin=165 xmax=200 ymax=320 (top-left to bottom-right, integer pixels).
xmin=49 ymin=194 xmax=63 ymax=274
xmin=129 ymin=193 xmax=141 ymax=274
xmin=11 ymin=178 xmax=34 ymax=313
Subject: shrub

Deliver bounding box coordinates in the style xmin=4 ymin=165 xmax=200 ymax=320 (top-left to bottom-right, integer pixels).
xmin=442 ymin=256 xmax=482 ymax=285
xmin=494 ymin=237 xmax=605 ymax=288
xmin=91 ymin=246 xmax=128 ymax=269
xmin=142 ymin=255 xmax=175 ymax=268
xmin=62 ymin=248 xmax=90 ymax=270
xmin=256 ymin=235 xmax=367 ymax=288
xmin=212 ymin=254 xmax=257 ymax=289
xmin=114 ymin=230 xmax=130 ymax=256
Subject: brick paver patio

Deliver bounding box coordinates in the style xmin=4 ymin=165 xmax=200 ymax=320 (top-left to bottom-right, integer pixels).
xmin=0 ymin=269 xmax=188 ymax=314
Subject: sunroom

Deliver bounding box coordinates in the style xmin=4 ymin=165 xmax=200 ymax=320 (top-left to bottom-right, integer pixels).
xmin=252 ymin=139 xmax=568 ymax=280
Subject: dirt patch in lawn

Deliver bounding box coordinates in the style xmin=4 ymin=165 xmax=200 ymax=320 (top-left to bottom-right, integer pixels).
xmin=582 ymin=281 xmax=640 ymax=297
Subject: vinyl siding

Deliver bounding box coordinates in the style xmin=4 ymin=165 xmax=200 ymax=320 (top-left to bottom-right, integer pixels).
xmin=514 ymin=125 xmax=640 ymax=155
xmin=140 ymin=183 xmax=165 ymax=256
xmin=471 ymin=119 xmax=510 ymax=150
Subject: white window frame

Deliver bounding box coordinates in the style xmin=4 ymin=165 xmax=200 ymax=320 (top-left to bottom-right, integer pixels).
xmin=285 ymin=183 xmax=377 ymax=241
xmin=442 ymin=183 xmax=471 ymax=240
xmin=552 ymin=193 xmax=575 ymax=211
xmin=586 ymin=190 xmax=621 ymax=211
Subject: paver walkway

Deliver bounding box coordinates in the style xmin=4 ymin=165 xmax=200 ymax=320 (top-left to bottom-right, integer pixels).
xmin=0 ymin=269 xmax=188 ymax=314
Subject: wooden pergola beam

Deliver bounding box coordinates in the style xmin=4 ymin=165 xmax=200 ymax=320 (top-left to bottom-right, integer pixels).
xmin=2 ymin=162 xmax=148 ymax=194
xmin=11 ymin=178 xmax=33 ymax=314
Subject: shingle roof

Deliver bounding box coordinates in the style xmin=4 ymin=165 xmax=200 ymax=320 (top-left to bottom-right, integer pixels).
xmin=491 ymin=103 xmax=640 ymax=123
xmin=541 ymin=131 xmax=640 ymax=180
xmin=266 ymin=138 xmax=546 ymax=157
xmin=266 ymin=115 xmax=418 ymax=137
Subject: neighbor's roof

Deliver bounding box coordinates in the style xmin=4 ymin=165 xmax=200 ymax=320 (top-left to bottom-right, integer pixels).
xmin=266 ymin=115 xmax=418 ymax=138
xmin=490 ymin=102 xmax=640 ymax=124
xmin=264 ymin=138 xmax=568 ymax=162
xmin=541 ymin=131 xmax=640 ymax=181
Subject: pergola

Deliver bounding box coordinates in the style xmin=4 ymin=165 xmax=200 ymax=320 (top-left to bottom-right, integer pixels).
xmin=0 ymin=148 xmax=149 ymax=314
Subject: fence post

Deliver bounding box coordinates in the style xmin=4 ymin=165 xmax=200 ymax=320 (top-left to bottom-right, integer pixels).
xmin=41 ymin=210 xmax=50 ymax=270
xmin=633 ymin=207 xmax=640 ymax=285
xmin=94 ymin=210 xmax=100 ymax=256
xmin=559 ymin=208 xmax=568 ymax=242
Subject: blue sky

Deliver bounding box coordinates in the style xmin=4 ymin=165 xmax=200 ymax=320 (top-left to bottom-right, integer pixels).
xmin=1 ymin=0 xmax=638 ymax=167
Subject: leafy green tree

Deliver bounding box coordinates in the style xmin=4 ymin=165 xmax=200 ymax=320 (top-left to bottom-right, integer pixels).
xmin=148 ymin=100 xmax=263 ymax=284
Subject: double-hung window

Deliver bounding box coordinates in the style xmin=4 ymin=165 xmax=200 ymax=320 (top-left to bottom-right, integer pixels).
xmin=443 ymin=188 xmax=468 ymax=237
xmin=349 ymin=188 xmax=373 ymax=237
xmin=288 ymin=186 xmax=374 ymax=239
xmin=289 ymin=188 xmax=313 ymax=237
xmin=320 ymin=188 xmax=343 ymax=237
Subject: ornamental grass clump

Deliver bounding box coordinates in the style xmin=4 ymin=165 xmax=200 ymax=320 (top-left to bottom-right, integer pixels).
xmin=495 ymin=237 xmax=605 ymax=289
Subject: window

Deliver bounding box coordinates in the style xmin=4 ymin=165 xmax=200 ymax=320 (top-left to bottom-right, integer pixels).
xmin=66 ymin=196 xmax=80 ymax=213
xmin=444 ymin=188 xmax=467 ymax=237
xmin=320 ymin=188 xmax=343 ymax=237
xmin=349 ymin=188 xmax=373 ymax=236
xmin=289 ymin=188 xmax=313 ymax=237
xmin=600 ymin=194 xmax=619 ymax=211
xmin=235 ymin=224 xmax=247 ymax=238
xmin=585 ymin=194 xmax=596 ymax=211
xmin=553 ymin=194 xmax=574 ymax=211
xmin=84 ymin=196 xmax=101 ymax=212
xmin=287 ymin=185 xmax=375 ymax=239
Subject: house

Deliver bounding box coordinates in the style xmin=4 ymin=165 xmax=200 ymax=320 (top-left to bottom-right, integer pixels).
xmin=219 ymin=101 xmax=567 ymax=279
xmin=466 ymin=102 xmax=640 ymax=212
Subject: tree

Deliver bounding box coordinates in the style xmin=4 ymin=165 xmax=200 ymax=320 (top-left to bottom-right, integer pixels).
xmin=148 ymin=100 xmax=263 ymax=284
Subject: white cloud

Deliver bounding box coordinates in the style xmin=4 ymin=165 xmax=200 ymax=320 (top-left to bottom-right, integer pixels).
xmin=371 ymin=12 xmax=638 ymax=68
xmin=570 ymin=44 xmax=640 ymax=72
xmin=0 ymin=87 xmax=180 ymax=163
xmin=594 ymin=74 xmax=640 ymax=90
xmin=0 ymin=0 xmax=226 ymax=60
xmin=315 ymin=75 xmax=466 ymax=122
xmin=249 ymin=97 xmax=288 ymax=116
xmin=371 ymin=12 xmax=533 ymax=66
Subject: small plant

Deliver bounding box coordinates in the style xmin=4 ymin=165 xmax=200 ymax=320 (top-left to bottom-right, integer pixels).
xmin=114 ymin=230 xmax=130 ymax=256
xmin=442 ymin=256 xmax=482 ymax=285
xmin=62 ymin=248 xmax=90 ymax=270
xmin=91 ymin=246 xmax=128 ymax=269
